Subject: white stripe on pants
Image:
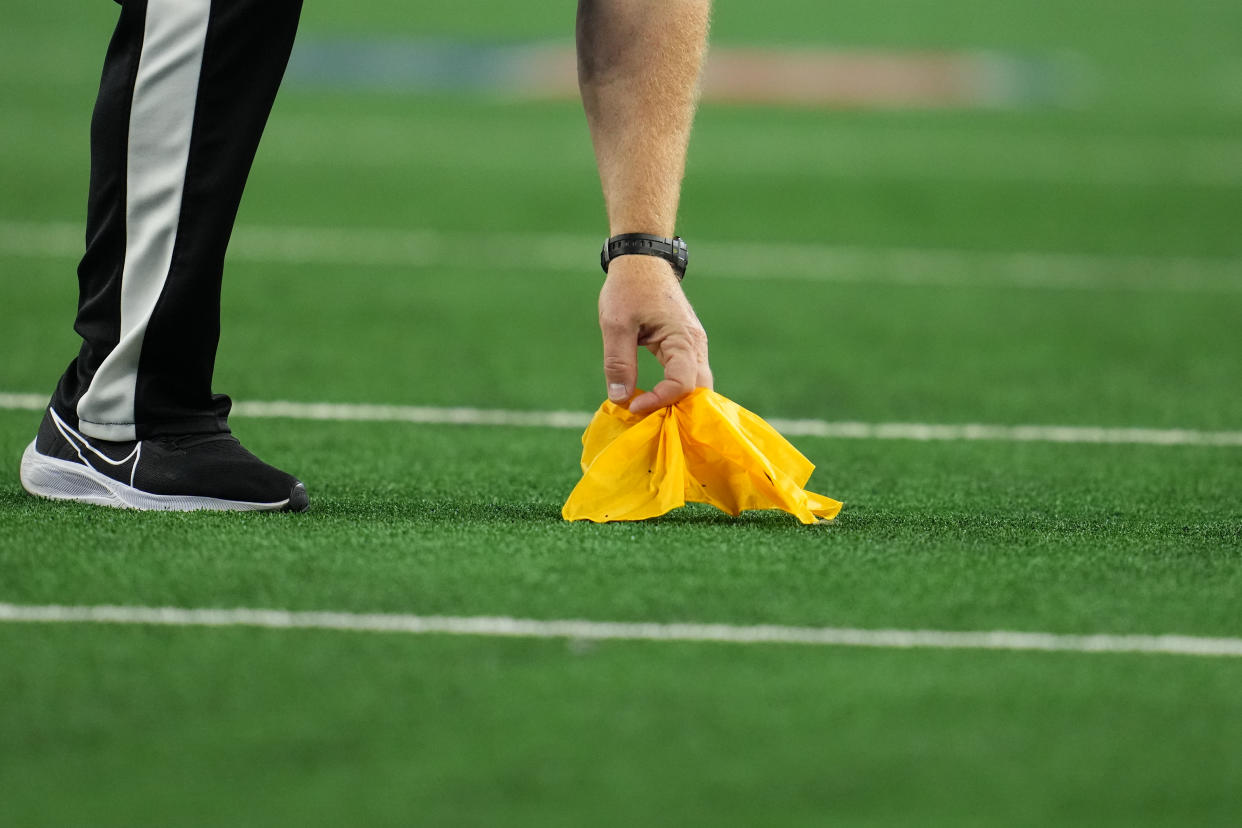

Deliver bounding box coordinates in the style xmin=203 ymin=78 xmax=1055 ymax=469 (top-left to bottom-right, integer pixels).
xmin=76 ymin=0 xmax=211 ymax=441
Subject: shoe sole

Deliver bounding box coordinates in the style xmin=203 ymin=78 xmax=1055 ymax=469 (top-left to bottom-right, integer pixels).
xmin=20 ymin=440 xmax=304 ymax=513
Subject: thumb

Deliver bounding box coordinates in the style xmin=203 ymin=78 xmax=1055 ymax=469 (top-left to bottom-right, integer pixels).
xmin=600 ymin=319 xmax=638 ymax=403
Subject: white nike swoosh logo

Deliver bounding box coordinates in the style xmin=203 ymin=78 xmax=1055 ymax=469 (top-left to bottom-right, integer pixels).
xmin=50 ymin=408 xmax=142 ymax=487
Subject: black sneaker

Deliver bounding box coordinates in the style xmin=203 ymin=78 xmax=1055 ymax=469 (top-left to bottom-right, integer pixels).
xmin=20 ymin=406 xmax=309 ymax=512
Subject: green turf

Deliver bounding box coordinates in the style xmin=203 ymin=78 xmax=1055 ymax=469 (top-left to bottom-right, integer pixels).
xmin=4 ymin=627 xmax=1242 ymax=828
xmin=2 ymin=0 xmax=1241 ymax=824
xmin=2 ymin=409 xmax=1239 ymax=634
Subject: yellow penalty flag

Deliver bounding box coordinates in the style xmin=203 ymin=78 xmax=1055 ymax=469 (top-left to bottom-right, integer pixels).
xmin=562 ymin=388 xmax=842 ymax=524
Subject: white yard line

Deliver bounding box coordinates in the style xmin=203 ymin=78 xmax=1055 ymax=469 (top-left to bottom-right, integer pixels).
xmin=2 ymin=603 xmax=1239 ymax=658
xmin=2 ymin=392 xmax=1240 ymax=447
xmin=3 ymin=219 xmax=1241 ymax=293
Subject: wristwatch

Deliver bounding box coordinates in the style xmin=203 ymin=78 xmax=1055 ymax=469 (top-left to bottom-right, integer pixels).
xmin=600 ymin=233 xmax=688 ymax=280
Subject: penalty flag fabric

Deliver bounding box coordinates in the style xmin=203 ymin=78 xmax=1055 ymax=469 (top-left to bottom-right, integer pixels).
xmin=562 ymin=389 xmax=843 ymax=524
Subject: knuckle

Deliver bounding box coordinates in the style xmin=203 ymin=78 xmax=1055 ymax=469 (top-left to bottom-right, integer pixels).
xmin=669 ymin=377 xmax=693 ymax=394
xmin=599 ymin=315 xmax=631 ymax=335
xmin=666 ymin=362 xmax=695 ymax=385
xmin=603 ymin=355 xmax=633 ymax=373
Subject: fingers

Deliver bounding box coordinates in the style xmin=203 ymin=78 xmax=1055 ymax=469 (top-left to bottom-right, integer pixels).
xmin=597 ymin=256 xmax=711 ymax=413
xmin=696 ymin=359 xmax=714 ymax=392
xmin=628 ymin=336 xmax=699 ymax=416
xmin=692 ymin=320 xmax=714 ymax=391
xmin=600 ymin=316 xmax=639 ymax=403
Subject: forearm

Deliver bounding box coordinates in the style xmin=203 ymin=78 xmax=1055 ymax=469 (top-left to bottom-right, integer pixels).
xmin=576 ymin=0 xmax=711 ymax=237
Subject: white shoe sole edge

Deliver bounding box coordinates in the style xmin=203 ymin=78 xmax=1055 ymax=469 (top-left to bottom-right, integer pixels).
xmin=19 ymin=441 xmax=291 ymax=512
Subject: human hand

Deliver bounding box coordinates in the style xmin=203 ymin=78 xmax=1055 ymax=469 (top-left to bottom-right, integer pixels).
xmin=598 ymin=255 xmax=713 ymax=417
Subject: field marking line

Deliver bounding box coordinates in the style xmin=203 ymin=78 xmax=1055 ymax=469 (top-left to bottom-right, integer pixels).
xmin=2 ymin=603 xmax=1240 ymax=658
xmin=2 ymin=392 xmax=1240 ymax=447
xmin=3 ymin=219 xmax=1241 ymax=294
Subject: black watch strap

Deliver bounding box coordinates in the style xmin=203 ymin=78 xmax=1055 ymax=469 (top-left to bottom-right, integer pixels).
xmin=600 ymin=233 xmax=688 ymax=280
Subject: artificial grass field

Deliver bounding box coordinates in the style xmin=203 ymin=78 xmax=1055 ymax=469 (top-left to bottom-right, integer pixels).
xmin=2 ymin=1 xmax=1241 ymax=825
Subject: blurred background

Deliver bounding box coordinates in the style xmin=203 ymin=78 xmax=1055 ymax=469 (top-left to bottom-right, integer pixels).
xmin=3 ymin=0 xmax=1240 ymax=427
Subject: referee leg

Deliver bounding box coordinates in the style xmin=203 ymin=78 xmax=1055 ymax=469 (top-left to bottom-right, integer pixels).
xmin=53 ymin=0 xmax=303 ymax=441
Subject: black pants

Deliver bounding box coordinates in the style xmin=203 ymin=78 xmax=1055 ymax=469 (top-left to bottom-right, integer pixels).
xmin=52 ymin=0 xmax=303 ymax=441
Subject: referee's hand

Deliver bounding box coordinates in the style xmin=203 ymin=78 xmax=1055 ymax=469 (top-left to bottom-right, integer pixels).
xmin=598 ymin=255 xmax=713 ymax=417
